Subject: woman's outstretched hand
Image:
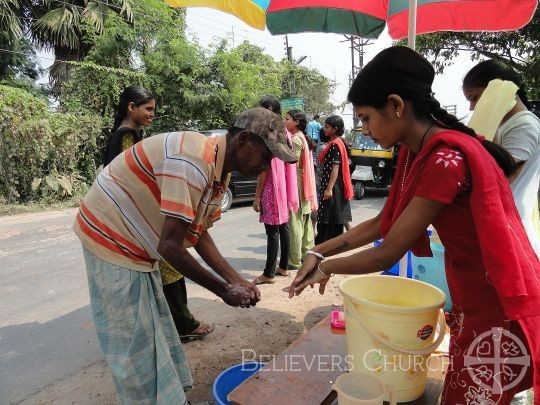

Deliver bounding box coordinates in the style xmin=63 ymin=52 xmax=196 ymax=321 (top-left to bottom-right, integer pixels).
xmin=288 ymin=254 xmax=330 ymax=298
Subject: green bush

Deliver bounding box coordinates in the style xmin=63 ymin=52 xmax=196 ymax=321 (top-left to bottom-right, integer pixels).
xmin=0 ymin=85 xmax=103 ymax=203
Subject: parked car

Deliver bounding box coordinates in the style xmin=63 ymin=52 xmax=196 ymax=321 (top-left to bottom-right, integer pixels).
xmin=531 ymin=100 xmax=540 ymax=118
xmin=199 ymin=129 xmax=258 ymax=212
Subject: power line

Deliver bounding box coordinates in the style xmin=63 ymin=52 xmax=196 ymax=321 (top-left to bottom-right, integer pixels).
xmin=184 ymin=10 xmax=338 ymax=71
xmin=0 ymin=11 xmax=38 ymax=23
xmin=1 ymin=47 xmax=60 ymax=63
xmin=185 ymin=27 xmax=284 ymax=54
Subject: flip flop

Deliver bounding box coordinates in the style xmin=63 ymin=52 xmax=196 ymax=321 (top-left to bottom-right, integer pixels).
xmin=275 ymin=268 xmax=290 ymax=277
xmin=180 ymin=323 xmax=215 ymax=343
xmin=254 ymin=275 xmax=276 ymax=285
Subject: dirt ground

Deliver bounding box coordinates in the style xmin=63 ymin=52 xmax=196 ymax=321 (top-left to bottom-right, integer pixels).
xmin=184 ymin=273 xmax=351 ymax=404
xmin=22 ymin=272 xmax=353 ymax=405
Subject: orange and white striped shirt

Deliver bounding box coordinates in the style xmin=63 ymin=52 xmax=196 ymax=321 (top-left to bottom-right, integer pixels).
xmin=73 ymin=132 xmax=230 ymax=272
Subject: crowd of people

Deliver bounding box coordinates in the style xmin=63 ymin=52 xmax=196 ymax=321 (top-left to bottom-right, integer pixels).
xmin=74 ymin=45 xmax=538 ymax=404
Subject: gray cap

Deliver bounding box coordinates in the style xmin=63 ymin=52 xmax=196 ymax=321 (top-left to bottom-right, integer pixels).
xmin=233 ymin=107 xmax=297 ymax=163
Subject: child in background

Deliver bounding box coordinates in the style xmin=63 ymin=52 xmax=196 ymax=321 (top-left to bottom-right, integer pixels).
xmin=253 ymin=96 xmax=299 ymax=284
xmin=285 ymin=109 xmax=318 ymax=270
xmin=316 ymin=115 xmax=353 ymax=243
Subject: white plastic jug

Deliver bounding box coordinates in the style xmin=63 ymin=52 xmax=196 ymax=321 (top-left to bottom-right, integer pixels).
xmin=333 ymin=372 xmax=396 ymax=405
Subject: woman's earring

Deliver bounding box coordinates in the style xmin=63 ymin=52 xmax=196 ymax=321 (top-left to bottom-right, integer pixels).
xmin=396 ymin=112 xmax=401 ymax=118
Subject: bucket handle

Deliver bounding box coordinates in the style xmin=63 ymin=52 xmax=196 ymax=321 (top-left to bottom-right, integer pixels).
xmin=343 ymin=295 xmax=447 ymax=356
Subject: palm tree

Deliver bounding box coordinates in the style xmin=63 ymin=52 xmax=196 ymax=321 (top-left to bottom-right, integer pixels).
xmin=0 ymin=0 xmax=23 ymax=79
xmin=0 ymin=0 xmax=23 ymax=42
xmin=29 ymin=0 xmax=133 ymax=94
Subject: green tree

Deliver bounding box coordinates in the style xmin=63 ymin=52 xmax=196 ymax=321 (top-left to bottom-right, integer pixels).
xmin=142 ymin=35 xmax=209 ymax=131
xmin=60 ymin=1 xmax=200 ymax=134
xmin=414 ymin=11 xmax=540 ymax=98
xmin=26 ymin=0 xmax=133 ymax=93
xmin=197 ymin=40 xmax=284 ymax=128
xmin=86 ymin=0 xmax=186 ymax=68
xmin=0 ymin=0 xmax=22 ymax=43
xmin=0 ymin=85 xmax=102 ymax=203
xmin=0 ymin=0 xmax=44 ymax=97
xmin=1 ymin=37 xmax=37 ymax=76
xmin=286 ymin=63 xmax=337 ymax=117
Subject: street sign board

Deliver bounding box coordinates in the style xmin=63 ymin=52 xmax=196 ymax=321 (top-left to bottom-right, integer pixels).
xmin=280 ymin=97 xmax=304 ymax=112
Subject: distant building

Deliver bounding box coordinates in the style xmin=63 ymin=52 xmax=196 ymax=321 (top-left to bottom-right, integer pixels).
xmin=530 ymin=100 xmax=540 ymax=118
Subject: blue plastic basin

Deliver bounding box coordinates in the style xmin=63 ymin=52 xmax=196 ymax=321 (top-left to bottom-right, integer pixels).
xmin=374 ymin=239 xmax=412 ymax=278
xmin=213 ymin=362 xmax=264 ymax=405
xmin=374 ymin=230 xmax=432 ymax=278
xmin=411 ymin=242 xmax=452 ymax=312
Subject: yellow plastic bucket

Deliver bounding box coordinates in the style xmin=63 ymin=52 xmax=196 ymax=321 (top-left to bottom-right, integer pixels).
xmin=338 ymin=275 xmax=446 ymax=403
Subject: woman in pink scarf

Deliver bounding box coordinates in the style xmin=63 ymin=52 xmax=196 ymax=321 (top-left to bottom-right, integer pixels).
xmin=285 ymin=109 xmax=318 ymax=270
xmin=253 ymin=97 xmax=299 ymax=284
xmin=288 ymin=47 xmax=540 ymax=404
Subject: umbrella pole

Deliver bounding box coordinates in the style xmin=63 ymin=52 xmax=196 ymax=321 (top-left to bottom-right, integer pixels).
xmin=407 ymin=0 xmax=417 ymax=50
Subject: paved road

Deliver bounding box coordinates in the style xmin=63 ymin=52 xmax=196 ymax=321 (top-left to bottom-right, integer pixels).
xmin=0 ymin=193 xmax=386 ymax=404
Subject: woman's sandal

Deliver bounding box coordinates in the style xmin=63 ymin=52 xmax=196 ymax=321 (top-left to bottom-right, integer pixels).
xmin=254 ymin=275 xmax=276 ymax=285
xmin=275 ymin=268 xmax=290 ymax=277
xmin=180 ymin=322 xmax=215 ymax=343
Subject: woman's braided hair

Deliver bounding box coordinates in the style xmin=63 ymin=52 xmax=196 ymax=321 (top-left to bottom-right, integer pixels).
xmin=347 ymin=46 xmax=515 ymax=176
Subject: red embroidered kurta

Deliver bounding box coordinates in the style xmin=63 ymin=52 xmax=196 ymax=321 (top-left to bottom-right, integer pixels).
xmin=380 ymin=131 xmax=540 ymax=404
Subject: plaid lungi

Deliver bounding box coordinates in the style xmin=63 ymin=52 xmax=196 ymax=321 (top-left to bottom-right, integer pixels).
xmin=83 ymin=247 xmax=193 ymax=404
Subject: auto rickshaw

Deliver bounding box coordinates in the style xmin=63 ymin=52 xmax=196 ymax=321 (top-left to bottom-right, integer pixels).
xmin=349 ymin=126 xmax=399 ymax=199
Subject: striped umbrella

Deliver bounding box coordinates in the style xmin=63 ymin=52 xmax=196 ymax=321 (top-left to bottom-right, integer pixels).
xmin=166 ymin=0 xmax=538 ymax=47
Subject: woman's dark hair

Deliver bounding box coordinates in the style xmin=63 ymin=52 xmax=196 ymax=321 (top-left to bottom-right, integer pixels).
xmin=258 ymin=95 xmax=282 ymax=116
xmin=463 ymin=59 xmax=531 ymax=109
xmin=325 ymin=115 xmax=345 ymax=137
xmin=287 ymin=109 xmax=307 ymax=134
xmin=347 ymin=46 xmax=515 ymax=176
xmin=112 ymin=85 xmax=155 ymax=132
xmin=287 ymin=109 xmax=316 ymax=150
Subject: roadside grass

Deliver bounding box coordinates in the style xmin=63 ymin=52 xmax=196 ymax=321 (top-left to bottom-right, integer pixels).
xmin=0 ymin=198 xmax=81 ymax=217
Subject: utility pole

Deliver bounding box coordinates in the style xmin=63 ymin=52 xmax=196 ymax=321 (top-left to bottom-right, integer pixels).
xmin=341 ymin=36 xmax=372 ymax=127
xmin=284 ymin=35 xmax=296 ymax=97
xmin=284 ymin=35 xmax=293 ymax=63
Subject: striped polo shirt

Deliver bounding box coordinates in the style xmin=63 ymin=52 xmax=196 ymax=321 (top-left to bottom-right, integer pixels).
xmin=73 ymin=131 xmax=230 ymax=272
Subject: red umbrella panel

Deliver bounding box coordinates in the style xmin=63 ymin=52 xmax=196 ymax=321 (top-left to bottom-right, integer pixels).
xmin=167 ymin=0 xmax=538 ymax=41
xmin=386 ymin=0 xmax=539 ymax=39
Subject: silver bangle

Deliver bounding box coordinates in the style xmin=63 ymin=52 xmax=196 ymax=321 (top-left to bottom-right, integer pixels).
xmin=317 ymin=262 xmax=331 ymax=277
xmin=306 ymin=250 xmax=325 ymax=261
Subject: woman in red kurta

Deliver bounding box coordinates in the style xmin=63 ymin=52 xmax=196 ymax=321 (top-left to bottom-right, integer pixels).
xmin=288 ymin=46 xmax=540 ymax=404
